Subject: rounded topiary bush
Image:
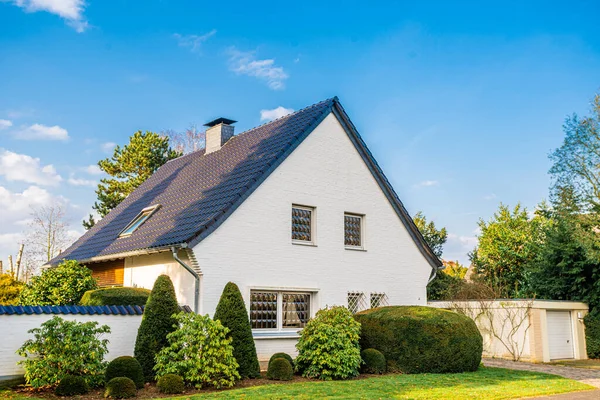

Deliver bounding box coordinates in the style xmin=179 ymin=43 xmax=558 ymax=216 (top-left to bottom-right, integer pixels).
xmin=267 ymin=358 xmax=293 ymax=381
xmin=157 ymin=374 xmax=185 ymax=394
xmin=104 ymin=377 xmax=137 ymax=399
xmin=268 ymin=352 xmax=294 ymax=369
xmin=55 ymin=375 xmax=89 ymax=396
xmin=354 ymin=306 xmax=483 ymax=374
xmin=105 ymin=356 xmax=144 ymax=389
xmin=80 ymin=287 xmax=151 ymax=307
xmin=361 ymin=348 xmax=386 ymax=374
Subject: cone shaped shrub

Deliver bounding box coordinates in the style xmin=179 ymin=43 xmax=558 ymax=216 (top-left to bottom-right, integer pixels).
xmin=134 ymin=275 xmax=179 ymax=380
xmin=213 ymin=282 xmax=260 ymax=379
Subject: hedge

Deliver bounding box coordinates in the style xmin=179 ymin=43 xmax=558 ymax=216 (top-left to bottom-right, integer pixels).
xmin=355 ymin=306 xmax=483 ymax=373
xmin=80 ymin=287 xmax=151 ymax=306
xmin=584 ymin=311 xmax=600 ymax=359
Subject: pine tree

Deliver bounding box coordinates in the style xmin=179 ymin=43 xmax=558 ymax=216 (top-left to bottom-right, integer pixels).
xmin=213 ymin=282 xmax=260 ymax=379
xmin=134 ymin=275 xmax=180 ymax=380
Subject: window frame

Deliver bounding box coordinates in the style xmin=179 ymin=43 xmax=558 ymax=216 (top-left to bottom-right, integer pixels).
xmin=344 ymin=212 xmax=365 ymax=250
xmin=249 ymin=288 xmax=314 ymax=334
xmin=291 ymin=204 xmax=316 ymax=246
xmin=347 ymin=291 xmax=366 ymax=314
xmin=118 ymin=204 xmax=160 ymax=237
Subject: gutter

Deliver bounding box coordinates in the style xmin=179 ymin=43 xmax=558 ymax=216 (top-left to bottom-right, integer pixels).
xmin=171 ymin=244 xmax=201 ymax=314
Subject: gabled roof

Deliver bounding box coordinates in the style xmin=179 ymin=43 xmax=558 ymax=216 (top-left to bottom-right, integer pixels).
xmin=51 ymin=97 xmax=442 ymax=270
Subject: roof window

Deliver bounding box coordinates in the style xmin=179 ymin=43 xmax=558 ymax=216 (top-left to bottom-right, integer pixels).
xmin=119 ymin=205 xmax=160 ymax=237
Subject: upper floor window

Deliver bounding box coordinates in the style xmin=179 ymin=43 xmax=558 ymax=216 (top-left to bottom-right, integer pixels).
xmin=119 ymin=205 xmax=160 ymax=237
xmin=250 ymin=290 xmax=311 ymax=330
xmin=344 ymin=213 xmax=364 ymax=249
xmin=292 ymin=205 xmax=315 ymax=244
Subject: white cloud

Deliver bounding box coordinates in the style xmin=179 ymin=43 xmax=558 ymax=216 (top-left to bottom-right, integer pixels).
xmin=8 ymin=0 xmax=88 ymax=32
xmin=101 ymin=142 xmax=116 ymax=153
xmin=83 ymin=164 xmax=102 ymax=175
xmin=0 ymin=149 xmax=63 ymax=186
xmin=448 ymin=233 xmax=478 ymax=250
xmin=227 ymin=47 xmax=289 ymax=90
xmin=483 ymin=193 xmax=497 ymax=200
xmin=415 ymin=180 xmax=439 ymax=187
xmin=260 ymin=106 xmax=294 ymax=121
xmin=67 ymin=174 xmax=96 ymax=187
xmin=173 ymin=30 xmax=216 ymax=53
xmin=0 ymin=119 xmax=12 ymax=130
xmin=15 ymin=123 xmax=69 ymax=141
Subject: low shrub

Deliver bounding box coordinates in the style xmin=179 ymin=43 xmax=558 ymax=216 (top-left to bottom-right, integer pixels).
xmin=355 ymin=306 xmax=483 ymax=374
xmin=104 ymin=377 xmax=136 ymax=399
xmin=268 ymin=352 xmax=294 ymax=369
xmin=295 ymin=306 xmax=362 ymax=380
xmin=105 ymin=356 xmax=144 ymax=389
xmin=267 ymin=358 xmax=293 ymax=381
xmin=55 ymin=375 xmax=89 ymax=396
xmin=154 ymin=312 xmax=240 ymax=389
xmin=584 ymin=311 xmax=600 ymax=359
xmin=361 ymin=348 xmax=386 ymax=374
xmin=156 ymin=374 xmax=185 ymax=394
xmin=80 ymin=287 xmax=151 ymax=307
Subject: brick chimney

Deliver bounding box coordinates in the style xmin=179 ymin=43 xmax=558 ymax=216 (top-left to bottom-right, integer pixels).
xmin=204 ymin=117 xmax=236 ymax=154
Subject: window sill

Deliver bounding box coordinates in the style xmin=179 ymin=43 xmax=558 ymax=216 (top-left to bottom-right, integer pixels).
xmin=345 ymin=246 xmax=366 ymax=252
xmin=252 ymin=331 xmax=301 ymax=340
xmin=292 ymin=241 xmax=317 ymax=247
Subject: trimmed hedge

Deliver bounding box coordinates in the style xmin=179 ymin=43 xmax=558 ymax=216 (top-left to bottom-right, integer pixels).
xmin=104 ymin=377 xmax=136 ymax=399
xmin=267 ymin=358 xmax=293 ymax=381
xmin=80 ymin=287 xmax=151 ymax=306
xmin=105 ymin=356 xmax=144 ymax=389
xmin=268 ymin=352 xmax=294 ymax=369
xmin=361 ymin=348 xmax=386 ymax=374
xmin=157 ymin=374 xmax=185 ymax=394
xmin=584 ymin=311 xmax=600 ymax=359
xmin=55 ymin=375 xmax=89 ymax=396
xmin=355 ymin=306 xmax=483 ymax=374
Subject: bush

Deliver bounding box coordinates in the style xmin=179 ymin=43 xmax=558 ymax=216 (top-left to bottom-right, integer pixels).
xmin=360 ymin=348 xmax=386 ymax=374
xmin=81 ymin=287 xmax=151 ymax=306
xmin=104 ymin=377 xmax=136 ymax=399
xmin=17 ymin=316 xmax=110 ymax=388
xmin=105 ymin=356 xmax=144 ymax=389
xmin=427 ymin=270 xmax=465 ymax=300
xmin=154 ymin=312 xmax=240 ymax=389
xmin=134 ymin=275 xmax=179 ymax=380
xmin=354 ymin=306 xmax=483 ymax=374
xmin=267 ymin=358 xmax=293 ymax=381
xmin=584 ymin=311 xmax=600 ymax=358
xmin=156 ymin=374 xmax=185 ymax=394
xmin=55 ymin=375 xmax=89 ymax=396
xmin=213 ymin=282 xmax=260 ymax=379
xmin=268 ymin=352 xmax=294 ymax=369
xmin=19 ymin=260 xmax=97 ymax=306
xmin=295 ymin=306 xmax=362 ymax=380
xmin=0 ymin=273 xmax=23 ymax=305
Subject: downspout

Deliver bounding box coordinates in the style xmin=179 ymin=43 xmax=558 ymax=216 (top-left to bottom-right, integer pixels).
xmin=427 ymin=267 xmax=438 ymax=285
xmin=171 ymin=245 xmax=200 ymax=313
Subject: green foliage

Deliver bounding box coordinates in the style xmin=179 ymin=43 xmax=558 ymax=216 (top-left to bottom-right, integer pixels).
xmin=267 ymin=358 xmax=293 ymax=381
xmin=18 ymin=260 xmax=97 ymax=306
xmin=355 ymin=306 xmax=483 ymax=374
xmin=361 ymin=348 xmax=386 ymax=374
xmin=268 ymin=352 xmax=294 ymax=369
xmin=413 ymin=211 xmax=447 ymax=258
xmin=105 ymin=356 xmax=144 ymax=389
xmin=80 ymin=287 xmax=151 ymax=306
xmin=295 ymin=306 xmax=362 ymax=380
xmin=154 ymin=312 xmax=240 ymax=389
xmin=134 ymin=274 xmax=179 ymax=380
xmin=0 ymin=273 xmax=23 ymax=305
xmin=427 ymin=270 xmax=465 ymax=300
xmin=443 ymin=260 xmax=468 ymax=279
xmin=104 ymin=377 xmax=136 ymax=399
xmin=17 ymin=316 xmax=110 ymax=388
xmin=584 ymin=312 xmax=600 ymax=359
xmin=86 ymin=131 xmax=180 ymax=227
xmin=213 ymin=282 xmax=260 ymax=379
xmin=156 ymin=374 xmax=185 ymax=394
xmin=55 ymin=375 xmax=89 ymax=396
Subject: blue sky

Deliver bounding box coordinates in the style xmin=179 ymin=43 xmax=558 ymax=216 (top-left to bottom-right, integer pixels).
xmin=0 ymin=0 xmax=599 ymax=265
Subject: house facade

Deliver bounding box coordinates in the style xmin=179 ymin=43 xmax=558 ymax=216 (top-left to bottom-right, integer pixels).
xmin=51 ymin=98 xmax=442 ymax=360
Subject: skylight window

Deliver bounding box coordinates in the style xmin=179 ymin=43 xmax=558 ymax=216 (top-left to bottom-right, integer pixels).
xmin=119 ymin=205 xmax=160 ymax=237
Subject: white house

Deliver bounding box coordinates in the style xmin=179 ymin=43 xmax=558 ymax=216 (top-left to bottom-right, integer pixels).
xmin=51 ymin=97 xmax=442 ymax=360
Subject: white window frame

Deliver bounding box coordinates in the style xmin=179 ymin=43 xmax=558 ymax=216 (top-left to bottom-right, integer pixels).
xmin=347 ymin=291 xmax=367 ymax=314
xmin=291 ymin=204 xmax=316 ymax=246
xmin=249 ymin=287 xmax=315 ymax=336
xmin=370 ymin=292 xmax=389 ymax=309
xmin=118 ymin=204 xmax=160 ymax=237
xmin=344 ymin=213 xmax=365 ymax=250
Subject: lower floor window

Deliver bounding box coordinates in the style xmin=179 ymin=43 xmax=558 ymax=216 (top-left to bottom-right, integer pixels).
xmin=250 ymin=290 xmax=311 ymax=330
xmin=348 ymin=291 xmax=366 ymax=314
xmin=370 ymin=292 xmax=389 ymax=308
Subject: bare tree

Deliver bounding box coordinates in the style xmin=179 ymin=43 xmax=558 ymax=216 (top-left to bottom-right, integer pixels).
xmin=162 ymin=124 xmax=205 ymax=154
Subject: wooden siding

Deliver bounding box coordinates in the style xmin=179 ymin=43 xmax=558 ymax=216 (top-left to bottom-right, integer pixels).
xmin=87 ymin=260 xmax=124 ymax=287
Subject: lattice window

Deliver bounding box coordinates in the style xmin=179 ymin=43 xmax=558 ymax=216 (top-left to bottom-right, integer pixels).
xmin=370 ymin=293 xmax=389 ymax=309
xmin=282 ymin=293 xmax=311 ymax=328
xmin=250 ymin=291 xmax=278 ymax=329
xmin=347 ymin=291 xmax=366 ymax=314
xmin=292 ymin=206 xmax=313 ymax=242
xmin=344 ymin=214 xmax=363 ymax=247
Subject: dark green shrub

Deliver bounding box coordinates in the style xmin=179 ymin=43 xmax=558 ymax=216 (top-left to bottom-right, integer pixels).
xmin=584 ymin=311 xmax=600 ymax=358
xmin=267 ymin=358 xmax=293 ymax=381
xmin=80 ymin=287 xmax=151 ymax=306
xmin=213 ymin=282 xmax=260 ymax=379
xmin=295 ymin=306 xmax=362 ymax=380
xmin=361 ymin=348 xmax=386 ymax=374
xmin=355 ymin=306 xmax=483 ymax=374
xmin=105 ymin=356 xmax=144 ymax=389
xmin=104 ymin=377 xmax=136 ymax=399
xmin=134 ymin=275 xmax=179 ymax=380
xmin=157 ymin=374 xmax=185 ymax=394
xmin=268 ymin=352 xmax=294 ymax=369
xmin=55 ymin=375 xmax=89 ymax=396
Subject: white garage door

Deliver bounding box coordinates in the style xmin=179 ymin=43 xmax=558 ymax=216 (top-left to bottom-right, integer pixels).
xmin=547 ymin=310 xmax=574 ymax=360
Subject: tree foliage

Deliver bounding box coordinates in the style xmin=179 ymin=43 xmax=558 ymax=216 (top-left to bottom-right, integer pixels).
xmin=0 ymin=273 xmax=24 ymax=305
xmin=413 ymin=211 xmax=447 ymax=258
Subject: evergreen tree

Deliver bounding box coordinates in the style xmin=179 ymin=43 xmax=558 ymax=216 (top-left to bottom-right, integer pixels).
xmin=213 ymin=282 xmax=260 ymax=379
xmin=413 ymin=211 xmax=447 ymax=258
xmin=134 ymin=275 xmax=179 ymax=380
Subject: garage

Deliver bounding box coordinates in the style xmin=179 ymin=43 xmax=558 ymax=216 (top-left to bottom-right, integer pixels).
xmin=547 ymin=310 xmax=574 ymax=360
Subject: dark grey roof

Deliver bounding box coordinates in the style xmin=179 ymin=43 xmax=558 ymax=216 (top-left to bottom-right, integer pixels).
xmin=51 ymin=97 xmax=441 ymax=270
